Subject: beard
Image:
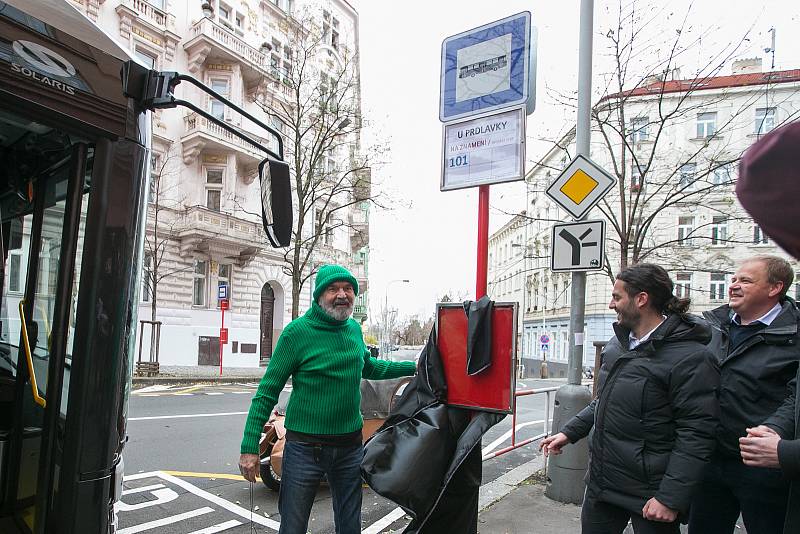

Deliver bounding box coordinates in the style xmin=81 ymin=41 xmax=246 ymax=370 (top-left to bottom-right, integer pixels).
xmin=320 ymin=297 xmax=353 ymax=321
xmin=616 ymin=305 xmax=640 ymax=331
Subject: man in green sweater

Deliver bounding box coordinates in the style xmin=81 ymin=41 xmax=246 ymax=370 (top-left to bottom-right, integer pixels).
xmin=238 ymin=264 xmax=416 ymax=534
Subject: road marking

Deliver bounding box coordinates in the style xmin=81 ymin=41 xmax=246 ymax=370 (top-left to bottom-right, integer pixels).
xmin=481 ymin=420 xmax=546 ymax=458
xmin=157 ymin=471 xmax=280 ymax=529
xmin=162 ymin=470 xmax=251 ymax=481
xmin=205 ymin=392 xmax=224 ymax=396
xmin=121 ymin=484 xmax=165 ymax=495
xmin=231 ymin=391 xmax=251 ymax=394
xmin=134 ymin=385 xmax=174 ymax=394
xmin=187 ymin=520 xmax=242 ymax=533
xmin=129 ymin=411 xmax=247 ymax=421
xmin=173 ymin=393 xmax=194 ymax=396
xmin=117 ymin=507 xmax=214 ymax=534
xmin=362 ymin=507 xmax=406 ymax=534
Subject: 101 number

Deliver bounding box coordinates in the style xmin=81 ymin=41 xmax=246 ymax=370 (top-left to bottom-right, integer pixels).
xmin=448 ymin=155 xmax=469 ymax=168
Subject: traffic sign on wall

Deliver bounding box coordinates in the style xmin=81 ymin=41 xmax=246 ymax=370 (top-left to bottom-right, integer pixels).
xmin=551 ymin=220 xmax=605 ymax=272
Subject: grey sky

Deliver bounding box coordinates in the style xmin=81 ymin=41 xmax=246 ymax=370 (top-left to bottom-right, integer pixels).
xmin=353 ymin=0 xmax=800 ymax=323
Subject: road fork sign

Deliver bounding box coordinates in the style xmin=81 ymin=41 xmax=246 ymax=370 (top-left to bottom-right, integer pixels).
xmin=551 ymin=220 xmax=605 ymax=272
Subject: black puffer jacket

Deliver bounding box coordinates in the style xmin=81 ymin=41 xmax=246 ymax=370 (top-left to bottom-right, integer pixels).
xmin=561 ymin=314 xmax=719 ymax=515
xmin=703 ymin=302 xmax=800 ymax=458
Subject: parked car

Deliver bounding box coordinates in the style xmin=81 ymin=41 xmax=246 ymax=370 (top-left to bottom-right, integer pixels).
xmin=258 ymin=377 xmax=412 ymax=490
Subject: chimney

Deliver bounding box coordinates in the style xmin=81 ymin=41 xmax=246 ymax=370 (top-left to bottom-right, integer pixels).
xmin=732 ymin=58 xmax=763 ymax=75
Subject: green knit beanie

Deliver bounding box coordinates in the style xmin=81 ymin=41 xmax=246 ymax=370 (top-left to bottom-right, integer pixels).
xmin=313 ymin=264 xmax=359 ymax=302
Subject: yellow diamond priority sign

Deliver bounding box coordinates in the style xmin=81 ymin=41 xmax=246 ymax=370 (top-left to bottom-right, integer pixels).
xmin=545 ymin=155 xmax=616 ymax=220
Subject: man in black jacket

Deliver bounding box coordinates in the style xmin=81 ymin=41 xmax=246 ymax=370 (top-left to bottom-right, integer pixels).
xmin=541 ymin=264 xmax=719 ymax=534
xmin=735 ymin=121 xmax=800 ymax=534
xmin=688 ymin=254 xmax=799 ymax=534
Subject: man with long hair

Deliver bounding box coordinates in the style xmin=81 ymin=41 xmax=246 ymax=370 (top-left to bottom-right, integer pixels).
xmin=541 ymin=263 xmax=719 ymax=534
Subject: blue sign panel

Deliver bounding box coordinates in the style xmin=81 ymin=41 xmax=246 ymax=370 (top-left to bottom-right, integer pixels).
xmin=218 ymin=282 xmax=229 ymax=300
xmin=440 ymin=12 xmax=531 ymax=122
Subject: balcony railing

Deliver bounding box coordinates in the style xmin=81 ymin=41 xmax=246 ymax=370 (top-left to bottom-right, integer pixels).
xmin=183 ymin=112 xmax=275 ymax=161
xmin=120 ymin=0 xmax=170 ymax=28
xmin=187 ymin=17 xmax=269 ymax=74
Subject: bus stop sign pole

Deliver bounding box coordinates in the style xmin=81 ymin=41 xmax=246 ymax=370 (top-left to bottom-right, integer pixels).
xmin=476 ymin=185 xmax=490 ymax=298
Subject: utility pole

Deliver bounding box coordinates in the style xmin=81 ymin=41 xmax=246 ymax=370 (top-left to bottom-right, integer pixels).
xmin=545 ymin=0 xmax=594 ymax=505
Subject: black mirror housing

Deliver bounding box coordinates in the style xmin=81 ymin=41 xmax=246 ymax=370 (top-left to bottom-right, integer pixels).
xmin=259 ymin=159 xmax=292 ymax=247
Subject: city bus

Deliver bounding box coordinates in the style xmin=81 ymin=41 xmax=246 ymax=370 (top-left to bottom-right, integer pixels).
xmin=458 ymin=54 xmax=508 ymax=78
xmin=0 ymin=1 xmax=290 ymax=532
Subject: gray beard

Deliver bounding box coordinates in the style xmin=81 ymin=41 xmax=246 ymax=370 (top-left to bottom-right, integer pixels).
xmin=319 ymin=298 xmax=353 ymax=321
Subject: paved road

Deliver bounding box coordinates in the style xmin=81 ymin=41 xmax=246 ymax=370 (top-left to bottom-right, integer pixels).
xmin=118 ymin=379 xmax=564 ymax=533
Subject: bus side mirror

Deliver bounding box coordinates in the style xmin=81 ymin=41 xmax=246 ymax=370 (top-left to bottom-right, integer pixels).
xmin=258 ymin=159 xmax=292 ymax=248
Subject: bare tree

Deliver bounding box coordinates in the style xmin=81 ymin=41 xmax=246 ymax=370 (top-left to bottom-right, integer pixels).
xmin=395 ymin=314 xmax=434 ymax=346
xmin=255 ymin=9 xmax=387 ymax=318
xmin=541 ymin=0 xmax=800 ymax=280
xmin=141 ymin=144 xmax=190 ymax=360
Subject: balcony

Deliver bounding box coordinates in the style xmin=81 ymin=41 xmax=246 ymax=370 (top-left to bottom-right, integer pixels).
xmin=184 ymin=17 xmax=275 ymax=87
xmin=177 ymin=206 xmax=265 ymax=264
xmin=115 ymin=0 xmax=179 ymax=61
xmin=181 ymin=112 xmax=274 ymax=166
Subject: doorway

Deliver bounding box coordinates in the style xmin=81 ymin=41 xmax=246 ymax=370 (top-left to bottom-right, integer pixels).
xmin=260 ymin=283 xmax=275 ymax=366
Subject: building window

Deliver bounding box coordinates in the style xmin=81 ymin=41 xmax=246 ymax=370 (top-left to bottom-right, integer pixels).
xmin=630 ymin=117 xmax=649 ymax=143
xmin=755 ymin=107 xmax=776 ymax=135
xmin=675 ymin=272 xmax=692 ymax=299
xmin=710 ymin=273 xmax=727 ymax=301
xmin=148 ymin=0 xmax=165 ymax=9
xmin=753 ymin=224 xmax=769 ymax=245
xmin=8 ymin=252 xmax=22 ymax=293
xmin=218 ymin=3 xmax=231 ymax=21
xmin=316 ymin=208 xmax=333 ymax=246
xmin=206 ymin=168 xmax=223 ymax=212
xmin=134 ymin=46 xmax=158 ymax=69
xmin=193 ymin=260 xmax=207 ymax=306
xmin=630 ymin=164 xmax=644 ymax=192
xmin=209 ymin=78 xmax=230 ymax=120
xmin=713 ymin=162 xmax=734 ymax=185
xmin=142 ymin=253 xmax=152 ymax=302
xmin=679 ymin=163 xmax=696 ymax=188
xmin=218 ymin=263 xmax=232 ymax=303
xmin=677 ymin=216 xmax=694 ymax=246
xmin=696 ymin=112 xmax=717 ymax=138
xmin=711 ymin=216 xmax=728 ymax=245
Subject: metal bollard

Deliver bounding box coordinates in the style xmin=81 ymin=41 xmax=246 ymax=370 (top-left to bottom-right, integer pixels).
xmin=544 ymin=384 xmax=591 ymax=504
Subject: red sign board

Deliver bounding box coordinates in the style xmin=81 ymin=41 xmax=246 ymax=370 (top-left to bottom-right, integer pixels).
xmin=436 ymin=302 xmax=517 ymax=413
xmin=220 ymin=299 xmax=230 ymax=310
xmin=219 ymin=327 xmax=229 ymax=344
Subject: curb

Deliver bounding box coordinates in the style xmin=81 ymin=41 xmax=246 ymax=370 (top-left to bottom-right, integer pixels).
xmin=479 ymin=455 xmax=545 ymax=511
xmin=131 ymin=376 xmax=262 ymax=387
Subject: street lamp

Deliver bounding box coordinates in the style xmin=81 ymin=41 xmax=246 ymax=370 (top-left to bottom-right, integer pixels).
xmin=382 ymin=279 xmax=410 ymax=358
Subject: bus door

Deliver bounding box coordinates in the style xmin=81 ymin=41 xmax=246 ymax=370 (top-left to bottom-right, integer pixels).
xmin=0 ymin=109 xmax=91 ymax=533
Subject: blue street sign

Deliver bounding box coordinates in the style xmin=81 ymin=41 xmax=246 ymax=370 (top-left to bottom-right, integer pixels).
xmin=440 ymin=12 xmax=533 ymax=122
xmin=218 ymin=282 xmax=228 ymax=300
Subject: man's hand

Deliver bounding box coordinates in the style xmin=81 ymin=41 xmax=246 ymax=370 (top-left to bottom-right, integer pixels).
xmin=740 ymin=426 xmax=781 ymax=468
xmin=642 ymin=498 xmax=677 ymax=522
xmin=239 ymin=453 xmax=260 ymax=482
xmin=539 ymin=432 xmax=569 ymax=457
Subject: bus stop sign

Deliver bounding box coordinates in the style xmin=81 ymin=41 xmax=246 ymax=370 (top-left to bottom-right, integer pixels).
xmin=440 ymin=12 xmax=533 ymax=122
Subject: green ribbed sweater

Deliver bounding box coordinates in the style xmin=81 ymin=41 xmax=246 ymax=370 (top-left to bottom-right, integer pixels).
xmin=240 ymin=302 xmax=416 ymax=454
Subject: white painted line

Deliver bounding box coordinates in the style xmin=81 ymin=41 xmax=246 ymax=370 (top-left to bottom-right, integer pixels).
xmin=186 ymin=520 xmax=242 ymax=533
xmin=121 ymin=484 xmax=164 ymax=495
xmin=123 ymin=471 xmax=162 ymax=481
xmin=173 ymin=393 xmax=194 ymax=396
xmin=129 ymin=412 xmax=247 ymax=421
xmin=481 ymin=420 xmax=546 ymax=457
xmin=157 ymin=471 xmax=280 ymax=530
xmin=231 ymin=391 xmax=251 ymax=395
xmin=478 ymin=456 xmax=545 ymax=511
xmin=205 ymin=392 xmax=224 ymax=396
xmin=361 ymin=506 xmax=406 ymax=534
xmin=134 ymin=385 xmax=174 ymax=394
xmin=117 ymin=507 xmax=214 ymax=534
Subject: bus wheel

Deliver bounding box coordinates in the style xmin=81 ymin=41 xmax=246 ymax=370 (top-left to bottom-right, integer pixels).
xmin=260 ymin=446 xmax=281 ymax=491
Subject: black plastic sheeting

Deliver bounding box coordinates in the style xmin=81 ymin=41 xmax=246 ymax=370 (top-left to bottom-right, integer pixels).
xmin=362 ymin=328 xmax=505 ymax=533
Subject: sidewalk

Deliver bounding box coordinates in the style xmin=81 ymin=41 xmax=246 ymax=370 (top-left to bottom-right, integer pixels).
xmin=477 ymin=458 xmax=583 ymax=534
xmin=131 ymin=365 xmax=266 ymax=387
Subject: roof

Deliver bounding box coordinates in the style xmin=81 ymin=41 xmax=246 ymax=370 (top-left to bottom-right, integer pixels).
xmin=604 ymin=69 xmax=800 ymax=101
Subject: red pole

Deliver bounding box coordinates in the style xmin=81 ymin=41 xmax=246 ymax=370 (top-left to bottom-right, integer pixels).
xmin=476 ymin=185 xmax=490 ymax=299
xmin=219 ymin=306 xmax=225 ymax=376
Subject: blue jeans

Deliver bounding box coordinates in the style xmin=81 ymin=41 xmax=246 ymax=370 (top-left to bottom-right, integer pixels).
xmin=278 ymin=441 xmax=364 ymax=534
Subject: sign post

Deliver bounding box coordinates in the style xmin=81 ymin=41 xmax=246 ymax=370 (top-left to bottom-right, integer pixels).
xmin=546 ymin=0 xmax=597 ymax=506
xmin=218 ymin=282 xmax=229 ymax=376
